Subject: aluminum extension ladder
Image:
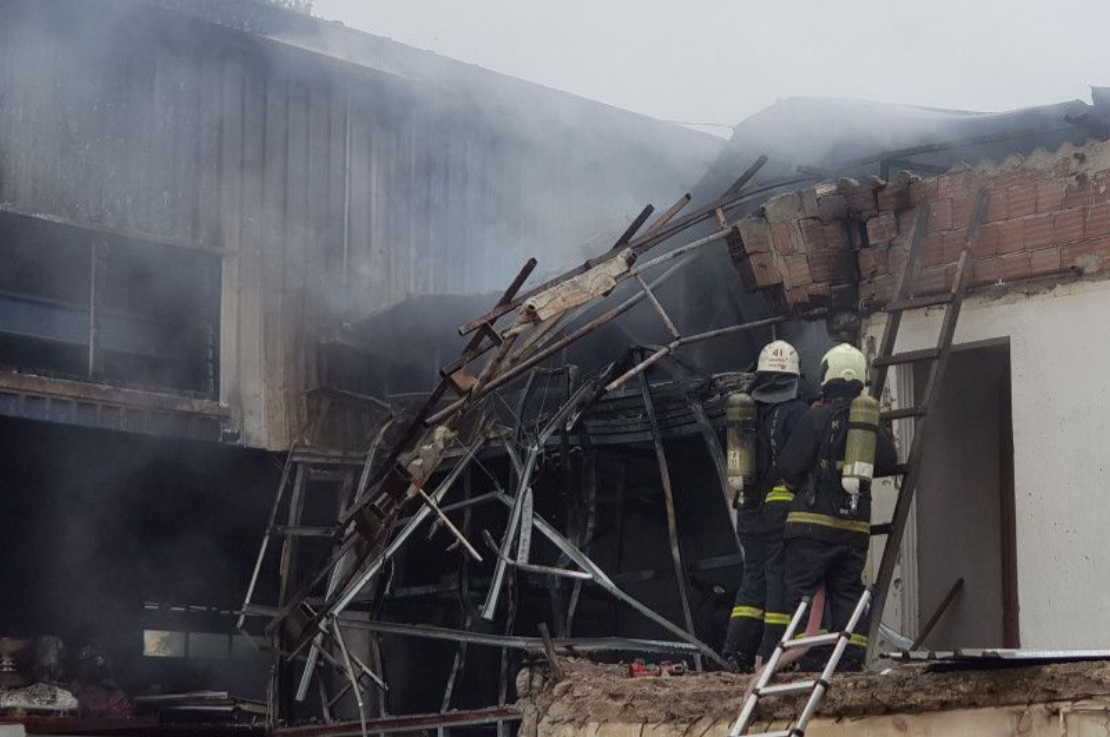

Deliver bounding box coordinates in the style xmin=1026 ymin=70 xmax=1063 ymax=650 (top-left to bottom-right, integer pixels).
xmin=728 ymin=588 xmax=872 ymax=737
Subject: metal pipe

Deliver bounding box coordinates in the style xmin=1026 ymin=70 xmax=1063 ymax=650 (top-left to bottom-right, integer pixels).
xmin=426 ymin=255 xmax=699 ymax=425
xmin=456 ymin=159 xmax=790 ymax=336
xmin=638 ymin=370 xmax=701 ymax=670
xmin=327 ymin=437 xmax=486 ymax=622
xmin=491 ymin=493 xmax=729 ymax=669
xmin=416 ymin=487 xmax=482 ymax=562
xmin=644 ymin=193 xmax=691 ymax=236
xmin=604 ymin=315 xmax=788 ymax=393
xmin=336 ymin=618 xmax=702 ymax=654
xmin=635 ymin=275 xmax=680 ymax=339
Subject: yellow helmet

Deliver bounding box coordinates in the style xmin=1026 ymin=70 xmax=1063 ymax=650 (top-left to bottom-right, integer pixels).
xmin=819 ymin=343 xmax=867 ymax=387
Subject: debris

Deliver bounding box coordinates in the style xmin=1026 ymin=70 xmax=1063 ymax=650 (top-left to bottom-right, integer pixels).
xmin=0 ymin=684 xmax=78 ymax=714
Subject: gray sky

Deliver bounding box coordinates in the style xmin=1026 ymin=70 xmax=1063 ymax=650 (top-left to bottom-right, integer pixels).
xmin=313 ymin=0 xmax=1107 ymax=136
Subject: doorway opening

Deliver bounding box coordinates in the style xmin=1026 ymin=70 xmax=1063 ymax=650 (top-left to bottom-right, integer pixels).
xmin=912 ymin=340 xmax=1018 ymax=649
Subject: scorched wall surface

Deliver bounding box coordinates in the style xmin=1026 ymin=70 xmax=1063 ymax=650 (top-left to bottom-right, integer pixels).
xmin=0 ymin=0 xmax=720 ymax=449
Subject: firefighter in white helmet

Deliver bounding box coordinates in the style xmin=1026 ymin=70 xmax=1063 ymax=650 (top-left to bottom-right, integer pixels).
xmin=777 ymin=343 xmax=897 ymax=671
xmin=722 ymin=340 xmax=809 ymax=672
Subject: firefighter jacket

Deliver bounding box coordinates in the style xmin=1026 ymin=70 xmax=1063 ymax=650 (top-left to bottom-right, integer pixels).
xmin=735 ymin=396 xmax=809 ymax=537
xmin=778 ymin=382 xmax=898 ymax=548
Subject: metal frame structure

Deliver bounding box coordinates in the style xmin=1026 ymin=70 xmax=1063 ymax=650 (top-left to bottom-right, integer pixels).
xmin=237 ymin=156 xmax=830 ymax=730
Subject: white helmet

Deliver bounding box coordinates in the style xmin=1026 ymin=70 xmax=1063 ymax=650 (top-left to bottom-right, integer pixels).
xmin=820 ymin=343 xmax=867 ymax=386
xmin=757 ymin=340 xmax=800 ymax=376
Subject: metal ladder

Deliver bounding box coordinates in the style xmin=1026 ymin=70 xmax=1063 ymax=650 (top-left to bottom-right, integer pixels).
xmin=865 ymin=189 xmax=989 ymax=644
xmin=238 ymin=445 xmax=364 ymax=628
xmin=728 ymin=589 xmax=873 ymax=737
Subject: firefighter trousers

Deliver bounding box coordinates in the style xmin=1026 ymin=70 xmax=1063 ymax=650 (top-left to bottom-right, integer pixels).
xmin=782 ymin=536 xmax=869 ymax=670
xmin=723 ymin=532 xmax=787 ymax=664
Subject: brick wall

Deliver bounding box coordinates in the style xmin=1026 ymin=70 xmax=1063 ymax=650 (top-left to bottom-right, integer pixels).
xmin=730 ymin=139 xmax=1110 ymax=312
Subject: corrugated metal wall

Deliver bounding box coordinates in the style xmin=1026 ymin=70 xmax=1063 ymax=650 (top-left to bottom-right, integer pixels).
xmin=0 ymin=0 xmax=718 ymax=448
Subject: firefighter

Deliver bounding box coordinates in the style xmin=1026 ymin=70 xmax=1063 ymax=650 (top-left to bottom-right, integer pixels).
xmin=778 ymin=343 xmax=898 ymax=671
xmin=722 ymin=340 xmax=809 ymax=672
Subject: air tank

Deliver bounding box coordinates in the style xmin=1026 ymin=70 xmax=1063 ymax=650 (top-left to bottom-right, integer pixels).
xmin=725 ymin=391 xmax=757 ymax=508
xmin=842 ymin=393 xmax=880 ymax=512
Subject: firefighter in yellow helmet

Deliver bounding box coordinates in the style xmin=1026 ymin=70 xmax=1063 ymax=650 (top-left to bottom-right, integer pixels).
xmin=722 ymin=340 xmax=809 ymax=672
xmin=777 ymin=343 xmax=897 ymax=671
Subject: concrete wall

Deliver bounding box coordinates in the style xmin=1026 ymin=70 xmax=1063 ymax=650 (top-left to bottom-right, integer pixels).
xmin=865 ymin=278 xmax=1110 ymax=648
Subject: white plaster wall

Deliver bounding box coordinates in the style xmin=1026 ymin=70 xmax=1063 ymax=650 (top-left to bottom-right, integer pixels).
xmin=864 ymin=278 xmax=1110 ymax=648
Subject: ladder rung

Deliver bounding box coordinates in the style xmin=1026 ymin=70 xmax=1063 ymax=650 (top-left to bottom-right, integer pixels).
xmin=241 ymin=603 xmax=280 ymax=617
xmin=289 ymin=448 xmax=367 ymax=466
xmin=872 ymin=347 xmax=940 ymax=367
xmin=757 ymin=680 xmax=816 ymax=697
xmin=876 ymin=463 xmax=909 ymax=478
xmin=886 ymin=293 xmax=954 ymax=312
xmin=305 ymin=468 xmax=351 ymax=482
xmin=783 ymin=633 xmax=840 ymax=650
xmin=745 ymin=731 xmax=793 ymax=737
xmin=271 ymin=525 xmax=339 ymax=538
xmin=881 ymin=406 xmax=925 ymax=421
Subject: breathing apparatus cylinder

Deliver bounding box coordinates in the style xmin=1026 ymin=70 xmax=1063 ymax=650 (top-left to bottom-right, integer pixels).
xmin=725 ymin=391 xmax=757 ymax=508
xmin=842 ymin=393 xmax=880 ymax=512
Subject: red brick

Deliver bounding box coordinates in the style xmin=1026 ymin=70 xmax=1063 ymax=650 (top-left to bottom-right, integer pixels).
xmin=865 ymin=211 xmax=897 ymax=245
xmin=996 ymin=167 xmax=1044 ymax=190
xmin=942 ymin=228 xmax=969 ymax=261
xmin=936 ymin=175 xmax=956 ymax=200
xmin=915 ymin=265 xmax=950 ymax=294
xmin=945 ymin=169 xmax=975 ymax=196
xmin=806 ymin=283 xmax=833 ymax=304
xmin=782 ymin=253 xmax=812 ymax=288
xmin=798 ymin=218 xmax=827 ymax=250
xmin=772 ymin=222 xmax=797 ymax=255
xmin=857 ymin=247 xmax=889 ymax=278
xmin=922 ymin=230 xmax=946 ymax=267
xmin=1087 ymin=202 xmax=1110 ymax=239
xmin=824 ymin=222 xmax=850 ymax=249
xmin=951 ymin=195 xmax=976 ymax=230
xmin=1062 ymin=236 xmax=1110 ymax=261
xmin=977 ymin=222 xmax=1001 ymax=256
xmin=1063 ymin=178 xmax=1091 ymax=209
xmin=928 ymin=199 xmax=953 ymax=232
xmin=909 ymin=178 xmax=940 ymax=204
xmin=996 ymin=219 xmax=1025 ymax=255
xmin=785 ymin=287 xmax=809 ymax=308
xmin=876 ymin=184 xmax=912 ymax=211
xmin=972 ymin=256 xmax=1001 ymax=286
xmin=1023 ymin=213 xmax=1055 ymax=250
xmin=860 ymin=275 xmax=896 ymax=305
xmin=738 ymin=218 xmax=772 ymax=253
xmin=888 ymin=244 xmax=909 ymax=276
xmin=985 ymin=188 xmax=1008 ymax=223
xmin=894 ymin=208 xmax=924 ymax=241
xmin=744 ymin=251 xmax=781 ymax=288
xmin=1053 ymin=157 xmax=1077 ymax=178
xmin=1029 ymin=247 xmax=1062 ymax=276
xmin=846 ymin=189 xmax=877 ymax=214
xmin=999 ymin=253 xmax=1031 ymax=281
xmin=1007 ymin=182 xmax=1036 ymax=218
xmin=1054 ymin=208 xmax=1085 ymax=244
xmin=808 ymin=248 xmax=853 ymax=284
xmin=1036 ymin=179 xmax=1066 ymax=213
